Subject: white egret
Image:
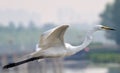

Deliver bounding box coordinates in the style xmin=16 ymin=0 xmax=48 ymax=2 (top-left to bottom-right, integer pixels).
xmin=3 ymin=24 xmax=115 ymax=69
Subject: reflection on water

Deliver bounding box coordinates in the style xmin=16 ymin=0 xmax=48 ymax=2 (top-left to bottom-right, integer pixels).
xmin=0 ymin=56 xmax=120 ymax=73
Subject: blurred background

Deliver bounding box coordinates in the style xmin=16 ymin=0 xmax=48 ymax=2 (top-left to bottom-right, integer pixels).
xmin=0 ymin=0 xmax=120 ymax=73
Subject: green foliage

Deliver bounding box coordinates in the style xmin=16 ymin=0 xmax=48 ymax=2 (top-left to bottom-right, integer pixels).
xmin=0 ymin=22 xmax=43 ymax=54
xmin=89 ymin=53 xmax=120 ymax=63
xmin=101 ymin=0 xmax=120 ymax=45
xmin=0 ymin=25 xmax=41 ymax=45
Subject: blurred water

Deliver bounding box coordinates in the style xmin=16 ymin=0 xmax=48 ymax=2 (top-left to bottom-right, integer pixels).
xmin=0 ymin=57 xmax=120 ymax=73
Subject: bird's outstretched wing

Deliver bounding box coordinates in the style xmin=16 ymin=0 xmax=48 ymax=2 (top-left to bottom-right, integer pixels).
xmin=39 ymin=24 xmax=69 ymax=50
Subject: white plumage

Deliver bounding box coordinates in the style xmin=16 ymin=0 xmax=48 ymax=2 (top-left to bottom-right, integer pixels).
xmin=32 ymin=24 xmax=114 ymax=58
xmin=3 ymin=24 xmax=115 ymax=69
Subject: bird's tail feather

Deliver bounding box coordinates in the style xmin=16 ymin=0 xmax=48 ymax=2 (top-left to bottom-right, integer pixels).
xmin=3 ymin=56 xmax=44 ymax=69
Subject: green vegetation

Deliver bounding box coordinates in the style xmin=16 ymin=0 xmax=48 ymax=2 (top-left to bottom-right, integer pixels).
xmin=101 ymin=0 xmax=120 ymax=46
xmin=0 ymin=22 xmax=57 ymax=54
xmin=89 ymin=53 xmax=120 ymax=63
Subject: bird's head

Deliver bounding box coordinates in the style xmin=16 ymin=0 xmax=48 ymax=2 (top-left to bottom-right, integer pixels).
xmin=93 ymin=25 xmax=115 ymax=31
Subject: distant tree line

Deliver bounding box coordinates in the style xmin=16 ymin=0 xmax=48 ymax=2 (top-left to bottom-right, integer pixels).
xmin=101 ymin=0 xmax=120 ymax=47
xmin=0 ymin=21 xmax=56 ymax=54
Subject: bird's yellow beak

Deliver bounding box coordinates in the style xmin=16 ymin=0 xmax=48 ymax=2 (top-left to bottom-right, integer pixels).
xmin=101 ymin=26 xmax=115 ymax=30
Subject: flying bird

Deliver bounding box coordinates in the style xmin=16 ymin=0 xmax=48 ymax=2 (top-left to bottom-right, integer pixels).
xmin=3 ymin=24 xmax=115 ymax=69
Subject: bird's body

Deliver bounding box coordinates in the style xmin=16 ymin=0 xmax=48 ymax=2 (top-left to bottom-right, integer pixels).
xmin=31 ymin=25 xmax=93 ymax=58
xmin=3 ymin=24 xmax=115 ymax=69
xmin=31 ymin=25 xmax=69 ymax=58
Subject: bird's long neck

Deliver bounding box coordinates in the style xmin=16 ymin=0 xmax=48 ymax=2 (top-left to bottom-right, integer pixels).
xmin=71 ymin=29 xmax=96 ymax=54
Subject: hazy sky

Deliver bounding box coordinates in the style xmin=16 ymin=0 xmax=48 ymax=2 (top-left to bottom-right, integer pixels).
xmin=0 ymin=0 xmax=115 ymax=43
xmin=0 ymin=0 xmax=113 ymax=25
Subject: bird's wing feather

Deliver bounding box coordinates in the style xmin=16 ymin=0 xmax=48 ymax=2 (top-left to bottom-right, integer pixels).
xmin=39 ymin=25 xmax=69 ymax=50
